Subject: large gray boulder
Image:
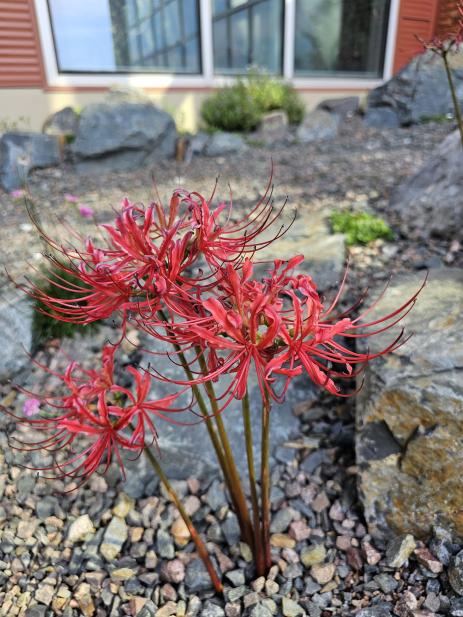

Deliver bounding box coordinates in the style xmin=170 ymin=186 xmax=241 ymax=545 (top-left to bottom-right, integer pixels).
xmin=390 ymin=129 xmax=463 ymax=240
xmin=356 ymin=269 xmax=463 ymax=539
xmin=0 ymin=290 xmax=33 ymax=380
xmin=71 ymin=100 xmax=177 ymax=173
xmin=0 ymin=132 xmax=60 ymax=192
xmin=296 ymin=110 xmax=339 ymax=143
xmin=366 ymin=50 xmax=463 ymax=126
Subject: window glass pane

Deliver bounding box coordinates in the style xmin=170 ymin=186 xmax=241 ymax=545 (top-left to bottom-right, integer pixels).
xmin=213 ymin=18 xmax=228 ymax=70
xmin=252 ymin=0 xmax=281 ymax=74
xmin=48 ymin=0 xmax=201 ymax=74
xmin=230 ymin=10 xmax=249 ymax=70
xmin=294 ymin=0 xmax=390 ymax=77
xmin=212 ymin=0 xmax=283 ymax=74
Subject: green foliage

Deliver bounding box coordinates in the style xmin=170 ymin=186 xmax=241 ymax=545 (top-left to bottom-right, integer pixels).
xmin=201 ymin=82 xmax=262 ymax=133
xmin=200 ymin=72 xmax=305 ymax=132
xmin=32 ymin=261 xmax=100 ymax=349
xmin=330 ymin=210 xmax=394 ymax=246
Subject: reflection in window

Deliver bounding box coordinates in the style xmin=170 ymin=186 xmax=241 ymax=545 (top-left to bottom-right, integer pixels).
xmin=294 ymin=0 xmax=390 ymax=77
xmin=48 ymin=0 xmax=201 ymax=74
xmin=212 ymin=0 xmax=283 ymax=74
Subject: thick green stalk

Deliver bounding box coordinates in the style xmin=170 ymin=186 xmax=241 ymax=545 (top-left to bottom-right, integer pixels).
xmin=143 ymin=446 xmax=223 ymax=593
xmin=443 ymin=52 xmax=463 ymax=148
xmin=156 ymin=310 xmax=245 ymax=539
xmin=196 ymin=351 xmax=254 ymax=550
xmin=260 ymin=392 xmax=272 ymax=570
xmin=242 ymin=390 xmax=265 ymax=575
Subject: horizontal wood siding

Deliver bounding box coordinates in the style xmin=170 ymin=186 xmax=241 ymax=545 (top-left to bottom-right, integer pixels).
xmin=393 ymin=0 xmax=440 ymax=73
xmin=435 ymin=0 xmax=461 ymax=37
xmin=0 ymin=0 xmax=44 ymax=87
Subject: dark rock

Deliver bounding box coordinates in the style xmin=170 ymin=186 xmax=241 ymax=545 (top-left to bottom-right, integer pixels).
xmin=356 ymin=270 xmax=463 ymax=538
xmin=204 ymin=132 xmax=245 ymax=157
xmin=225 ymin=569 xmax=245 ymax=587
xmin=205 ymin=481 xmax=227 ymax=511
xmin=222 ymin=515 xmax=241 ymax=546
xmin=390 ymin=130 xmax=463 ymax=240
xmin=356 ymin=604 xmax=393 ymax=617
xmin=43 ymin=106 xmax=80 ymax=137
xmin=449 ymin=549 xmax=463 ymax=596
xmin=300 ymin=449 xmax=331 ymax=474
xmin=451 ymin=598 xmax=463 ymax=617
xmin=363 ymin=107 xmax=400 ymax=128
xmin=71 ymin=98 xmax=176 ymax=173
xmin=185 ymin=559 xmax=214 ymax=594
xmin=25 ymin=608 xmax=47 ymax=617
xmin=0 ymin=132 xmax=60 ymax=191
xmin=201 ymin=602 xmax=225 ymax=617
xmin=296 ymin=110 xmax=339 ymax=143
xmin=374 ymin=573 xmax=398 ymax=594
xmin=318 ymin=96 xmax=360 ymax=117
xmin=269 ymin=508 xmax=293 ymax=534
xmin=366 ymin=50 xmax=463 ymax=125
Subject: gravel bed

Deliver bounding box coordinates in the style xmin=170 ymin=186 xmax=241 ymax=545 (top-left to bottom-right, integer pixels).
xmin=0 ymin=119 xmax=462 ymax=616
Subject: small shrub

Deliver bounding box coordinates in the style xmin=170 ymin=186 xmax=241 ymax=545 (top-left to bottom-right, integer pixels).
xmin=201 ymin=72 xmax=305 ymax=132
xmin=330 ymin=210 xmax=394 ymax=246
xmin=201 ymin=82 xmax=262 ymax=132
xmin=32 ymin=261 xmax=100 ymax=348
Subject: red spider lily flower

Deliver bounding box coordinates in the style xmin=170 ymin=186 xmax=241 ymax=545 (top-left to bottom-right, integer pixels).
xmin=7 ymin=346 xmax=185 ymax=488
xmin=266 ymin=270 xmax=427 ymax=396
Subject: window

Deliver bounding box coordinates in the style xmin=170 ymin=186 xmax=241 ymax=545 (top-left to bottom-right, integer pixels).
xmin=47 ymin=0 xmax=201 ymax=74
xmin=212 ymin=0 xmax=283 ymax=74
xmin=294 ymin=0 xmax=390 ymax=77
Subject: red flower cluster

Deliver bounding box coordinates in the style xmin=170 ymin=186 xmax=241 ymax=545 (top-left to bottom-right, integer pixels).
xmin=16 ymin=179 xmax=424 ymax=484
xmin=10 ymin=345 xmax=182 ymax=487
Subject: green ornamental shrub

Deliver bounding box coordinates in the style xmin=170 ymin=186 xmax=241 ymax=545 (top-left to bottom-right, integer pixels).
xmin=32 ymin=260 xmax=100 ymax=348
xmin=330 ymin=210 xmax=394 ymax=246
xmin=201 ymin=73 xmax=305 ymax=132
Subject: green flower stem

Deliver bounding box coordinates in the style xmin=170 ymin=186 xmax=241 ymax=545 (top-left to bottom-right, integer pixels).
xmin=156 ymin=310 xmax=245 ymax=540
xmin=443 ymin=52 xmax=463 ymax=148
xmin=196 ymin=351 xmax=254 ymax=551
xmin=142 ymin=445 xmax=223 ymax=593
xmin=242 ymin=390 xmax=265 ymax=575
xmin=261 ymin=392 xmax=272 ymax=570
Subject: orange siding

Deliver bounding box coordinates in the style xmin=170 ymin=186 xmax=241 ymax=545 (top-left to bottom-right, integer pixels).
xmin=0 ymin=0 xmax=45 ymax=87
xmin=393 ymin=0 xmax=440 ymax=73
xmin=435 ymin=0 xmax=461 ymax=37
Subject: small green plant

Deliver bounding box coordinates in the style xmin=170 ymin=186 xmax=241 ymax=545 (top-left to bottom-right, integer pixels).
xmin=32 ymin=261 xmax=100 ymax=349
xmin=201 ymin=82 xmax=262 ymax=132
xmin=201 ymin=72 xmax=305 ymax=132
xmin=330 ymin=210 xmax=394 ymax=246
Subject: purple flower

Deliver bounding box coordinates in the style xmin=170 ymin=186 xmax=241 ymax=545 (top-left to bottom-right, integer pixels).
xmin=64 ymin=193 xmax=79 ymax=203
xmin=23 ymin=398 xmax=41 ymax=417
xmin=78 ymin=204 xmax=94 ymax=219
xmin=10 ymin=189 xmax=25 ymax=199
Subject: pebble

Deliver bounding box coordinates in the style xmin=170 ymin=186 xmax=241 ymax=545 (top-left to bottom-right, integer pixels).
xmin=100 ymin=516 xmax=127 ymax=561
xmin=67 ymin=515 xmax=95 ymax=543
xmin=282 ymin=597 xmax=304 ymax=617
xmin=311 ymin=492 xmax=330 ymax=512
xmin=289 ymin=520 xmax=311 ymax=542
xmin=356 ymin=605 xmax=393 ymax=617
xmin=363 ymin=541 xmax=382 ymax=565
xmin=74 ymin=583 xmax=95 ymax=617
xmin=310 ymin=563 xmax=336 ymax=585
xmin=224 ymin=602 xmax=241 ymax=617
xmin=225 ymin=569 xmax=246 ymax=587
xmin=386 ymin=534 xmax=416 ymax=568
xmin=157 ymin=528 xmax=176 ymax=558
xmin=112 ymin=493 xmax=134 ymax=518
xmin=449 ymin=549 xmax=463 ymax=595
xmin=415 ymin=547 xmax=443 ymax=574
xmin=201 ymin=601 xmax=225 ymax=617
xmin=35 ymin=584 xmax=55 ymax=606
xmin=160 ymin=558 xmax=186 ymax=584
xmin=265 ymin=579 xmax=279 ymax=595
xmin=374 ymin=573 xmax=398 ymax=594
xmin=155 ymin=601 xmax=178 ymax=617
xmin=301 ymin=544 xmax=326 ymax=567
xmin=185 ymin=559 xmax=214 ymax=593
xmin=110 ymin=567 xmax=135 ymax=581
xmin=226 ymin=585 xmax=246 ymax=602
xmin=269 ymin=508 xmax=293 ymax=533
xmin=171 ymin=517 xmax=191 ymax=547
xmin=270 ymin=534 xmax=296 ymax=549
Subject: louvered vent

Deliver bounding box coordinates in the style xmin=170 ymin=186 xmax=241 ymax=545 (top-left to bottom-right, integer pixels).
xmin=393 ymin=0 xmax=440 ymax=73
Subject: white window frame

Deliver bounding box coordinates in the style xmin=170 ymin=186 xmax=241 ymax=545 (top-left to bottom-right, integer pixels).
xmin=35 ymin=0 xmax=401 ymax=90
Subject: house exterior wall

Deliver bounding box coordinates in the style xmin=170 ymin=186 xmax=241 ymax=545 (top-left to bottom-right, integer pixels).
xmin=435 ymin=0 xmax=461 ymax=37
xmin=0 ymin=0 xmax=44 ymax=87
xmin=0 ymin=0 xmax=451 ymax=132
xmin=392 ymin=0 xmax=440 ymax=72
